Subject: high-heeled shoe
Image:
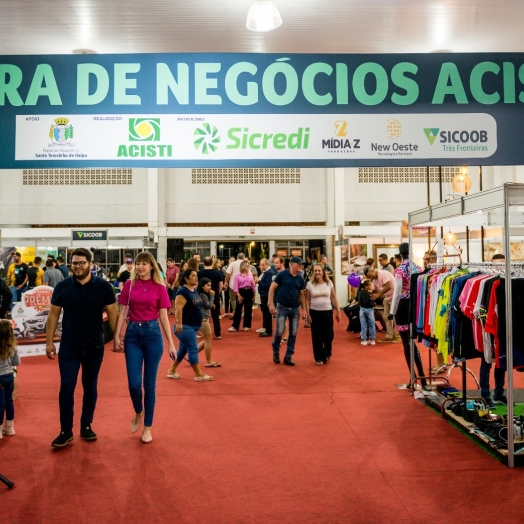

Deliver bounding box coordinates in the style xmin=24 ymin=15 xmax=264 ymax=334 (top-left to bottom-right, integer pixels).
xmin=141 ymin=426 xmax=152 ymax=443
xmin=131 ymin=411 xmax=144 ymax=434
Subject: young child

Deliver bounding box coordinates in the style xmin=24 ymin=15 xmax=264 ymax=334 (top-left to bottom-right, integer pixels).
xmin=0 ymin=319 xmax=19 ymax=438
xmin=356 ymin=279 xmax=376 ymax=346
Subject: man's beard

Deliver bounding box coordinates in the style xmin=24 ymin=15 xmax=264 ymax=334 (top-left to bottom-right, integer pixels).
xmin=73 ymin=267 xmax=91 ymax=280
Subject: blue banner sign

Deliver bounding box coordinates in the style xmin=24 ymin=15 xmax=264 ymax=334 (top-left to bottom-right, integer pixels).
xmin=2 ymin=53 xmax=524 ymax=167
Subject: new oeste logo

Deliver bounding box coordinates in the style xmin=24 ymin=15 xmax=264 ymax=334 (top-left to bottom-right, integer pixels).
xmin=194 ymin=124 xmax=220 ymax=154
xmin=129 ymin=118 xmax=161 ymax=141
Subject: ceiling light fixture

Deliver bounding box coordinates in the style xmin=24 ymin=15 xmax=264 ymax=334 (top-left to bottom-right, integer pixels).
xmin=451 ymin=166 xmax=472 ymax=193
xmin=444 ymin=230 xmax=457 ymax=245
xmin=246 ymin=0 xmax=282 ymax=32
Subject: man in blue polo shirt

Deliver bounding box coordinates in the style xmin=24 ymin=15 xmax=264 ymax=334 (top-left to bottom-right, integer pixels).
xmin=268 ymin=256 xmax=306 ymax=366
xmin=46 ymin=247 xmax=118 ymax=448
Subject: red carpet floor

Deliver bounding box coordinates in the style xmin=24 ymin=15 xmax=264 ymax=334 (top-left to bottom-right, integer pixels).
xmin=2 ymin=310 xmax=524 ymax=524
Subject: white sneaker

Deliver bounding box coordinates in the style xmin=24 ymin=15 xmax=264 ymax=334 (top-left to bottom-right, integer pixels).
xmin=2 ymin=420 xmax=14 ymax=436
xmin=369 ymin=340 xmax=376 ymax=346
xmin=243 ymin=327 xmax=250 ymax=331
xmin=228 ymin=327 xmax=237 ymax=332
xmin=361 ymin=340 xmax=368 ymax=346
xmin=256 ymin=328 xmax=266 ymax=333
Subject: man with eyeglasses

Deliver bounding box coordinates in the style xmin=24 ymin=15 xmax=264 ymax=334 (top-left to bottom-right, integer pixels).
xmin=46 ymin=247 xmax=118 ymax=448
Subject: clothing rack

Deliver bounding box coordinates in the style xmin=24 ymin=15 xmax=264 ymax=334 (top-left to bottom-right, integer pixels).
xmin=408 ymin=183 xmax=524 ymax=467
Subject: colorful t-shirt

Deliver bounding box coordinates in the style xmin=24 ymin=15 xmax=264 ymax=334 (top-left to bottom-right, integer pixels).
xmin=118 ymin=279 xmax=171 ymax=323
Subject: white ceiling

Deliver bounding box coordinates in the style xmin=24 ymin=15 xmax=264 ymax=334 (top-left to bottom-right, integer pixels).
xmin=0 ymin=0 xmax=522 ymax=56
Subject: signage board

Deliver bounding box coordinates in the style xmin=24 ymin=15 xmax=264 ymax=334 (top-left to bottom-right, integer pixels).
xmin=71 ymin=230 xmax=108 ymax=241
xmin=2 ymin=53 xmax=524 ymax=167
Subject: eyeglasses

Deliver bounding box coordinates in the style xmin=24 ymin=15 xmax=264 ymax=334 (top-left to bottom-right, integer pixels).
xmin=71 ymin=261 xmax=89 ymax=267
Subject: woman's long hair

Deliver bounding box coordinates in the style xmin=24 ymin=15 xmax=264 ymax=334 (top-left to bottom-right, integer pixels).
xmin=187 ymin=258 xmax=200 ymax=271
xmin=131 ymin=251 xmax=165 ymax=286
xmin=239 ymin=261 xmax=250 ymax=273
xmin=309 ymin=264 xmax=330 ymax=285
xmin=0 ymin=320 xmax=16 ymax=360
xmin=197 ymin=277 xmax=212 ymax=295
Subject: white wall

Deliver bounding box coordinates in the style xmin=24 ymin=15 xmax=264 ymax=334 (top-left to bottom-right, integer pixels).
xmin=164 ymin=168 xmax=327 ymax=223
xmin=0 ymin=169 xmax=149 ymax=225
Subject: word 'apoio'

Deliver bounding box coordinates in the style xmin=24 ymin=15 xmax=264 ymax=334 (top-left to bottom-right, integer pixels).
xmin=3 ymin=59 xmax=524 ymax=107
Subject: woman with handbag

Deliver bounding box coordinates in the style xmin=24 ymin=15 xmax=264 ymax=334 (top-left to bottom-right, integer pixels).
xmin=114 ymin=252 xmax=175 ymax=444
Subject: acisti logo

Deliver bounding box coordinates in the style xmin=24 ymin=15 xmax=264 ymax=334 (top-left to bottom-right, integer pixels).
xmin=194 ymin=123 xmax=221 ymax=154
xmin=423 ymin=128 xmax=439 ymax=146
xmin=117 ymin=118 xmax=173 ymax=158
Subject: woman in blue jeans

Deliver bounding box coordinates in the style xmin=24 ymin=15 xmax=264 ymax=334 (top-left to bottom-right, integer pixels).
xmin=167 ymin=269 xmax=213 ymax=382
xmin=114 ymin=252 xmax=175 ymax=444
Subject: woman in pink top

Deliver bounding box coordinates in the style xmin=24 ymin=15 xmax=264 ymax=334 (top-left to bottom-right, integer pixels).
xmin=229 ymin=262 xmax=256 ymax=332
xmin=114 ymin=252 xmax=175 ymax=444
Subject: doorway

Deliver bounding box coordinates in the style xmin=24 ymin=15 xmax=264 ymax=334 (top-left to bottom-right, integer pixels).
xmin=217 ymin=241 xmax=269 ymax=262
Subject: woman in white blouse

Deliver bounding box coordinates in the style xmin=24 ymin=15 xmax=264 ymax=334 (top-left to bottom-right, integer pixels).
xmin=305 ymin=264 xmax=341 ymax=365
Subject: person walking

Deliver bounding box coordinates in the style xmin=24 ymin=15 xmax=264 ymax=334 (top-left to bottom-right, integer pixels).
xmin=7 ymin=252 xmax=29 ymax=311
xmin=27 ymin=257 xmax=44 ymax=290
xmin=356 ymin=279 xmax=376 ymax=346
xmin=198 ymin=256 xmax=223 ymax=339
xmin=305 ymin=264 xmax=341 ymax=364
xmin=167 ymin=269 xmax=213 ymax=382
xmin=165 ymin=258 xmax=179 ymax=314
xmin=43 ymin=258 xmax=64 ymax=288
xmin=197 ymin=278 xmax=221 ymax=368
xmin=114 ymin=251 xmax=175 ymax=444
xmin=229 ymin=261 xmax=256 ymax=332
xmin=46 ymin=248 xmax=118 ymax=448
xmin=118 ymin=258 xmax=134 ymax=291
xmin=257 ymin=258 xmax=275 ymax=338
xmin=268 ymin=256 xmax=306 ymax=366
xmin=224 ymin=253 xmax=245 ymax=317
xmin=0 ymin=320 xmax=19 ymax=439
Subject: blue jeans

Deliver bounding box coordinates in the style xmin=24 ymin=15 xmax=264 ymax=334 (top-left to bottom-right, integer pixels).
xmin=359 ymin=308 xmax=376 ymax=341
xmin=175 ymin=324 xmax=200 ymax=365
xmin=58 ymin=344 xmax=105 ymax=431
xmin=0 ymin=373 xmax=15 ymax=424
xmin=272 ymin=305 xmax=300 ymax=358
xmin=479 ymin=356 xmax=505 ymax=400
xmin=10 ymin=285 xmax=27 ymax=311
xmin=124 ymin=320 xmax=164 ymax=427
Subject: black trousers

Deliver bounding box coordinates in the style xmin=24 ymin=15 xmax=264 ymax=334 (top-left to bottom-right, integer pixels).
xmin=399 ymin=331 xmax=427 ymax=387
xmin=310 ymin=309 xmax=334 ymax=363
xmin=58 ymin=344 xmax=105 ymax=431
xmin=232 ymin=288 xmax=254 ymax=329
xmin=211 ymin=294 xmax=221 ymax=336
xmin=260 ymin=295 xmax=272 ymax=335
xmin=223 ymin=289 xmax=231 ymax=313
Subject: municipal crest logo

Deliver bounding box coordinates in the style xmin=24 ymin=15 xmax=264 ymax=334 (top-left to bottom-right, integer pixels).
xmin=49 ymin=117 xmax=74 ymax=144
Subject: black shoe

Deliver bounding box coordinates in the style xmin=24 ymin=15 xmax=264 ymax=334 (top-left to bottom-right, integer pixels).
xmin=273 ymin=355 xmax=280 ymax=364
xmin=259 ymin=332 xmax=272 ymax=338
xmin=283 ymin=357 xmax=295 ymax=366
xmin=51 ymin=430 xmax=74 ymax=448
xmin=80 ymin=425 xmax=97 ymax=441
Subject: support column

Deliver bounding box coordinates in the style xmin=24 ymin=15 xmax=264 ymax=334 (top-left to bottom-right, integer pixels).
xmin=333 ymin=168 xmax=347 ymax=307
xmin=148 ymin=168 xmax=167 ymax=262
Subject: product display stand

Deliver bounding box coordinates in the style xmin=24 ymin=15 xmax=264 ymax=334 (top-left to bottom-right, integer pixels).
xmin=408 ymin=183 xmax=524 ymax=467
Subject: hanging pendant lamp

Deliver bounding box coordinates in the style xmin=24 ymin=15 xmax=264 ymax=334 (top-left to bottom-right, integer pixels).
xmin=452 ymin=166 xmax=472 ymax=193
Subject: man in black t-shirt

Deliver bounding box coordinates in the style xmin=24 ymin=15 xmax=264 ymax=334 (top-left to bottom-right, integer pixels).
xmin=7 ymin=251 xmax=29 ymax=310
xmin=198 ymin=256 xmax=224 ymax=338
xmin=46 ymin=247 xmax=118 ymax=449
xmin=268 ymin=257 xmax=306 ymax=366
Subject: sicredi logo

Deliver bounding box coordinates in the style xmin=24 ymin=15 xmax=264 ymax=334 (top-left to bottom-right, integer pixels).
xmin=117 ymin=118 xmax=173 ymax=158
xmin=226 ymin=127 xmax=310 ymax=150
